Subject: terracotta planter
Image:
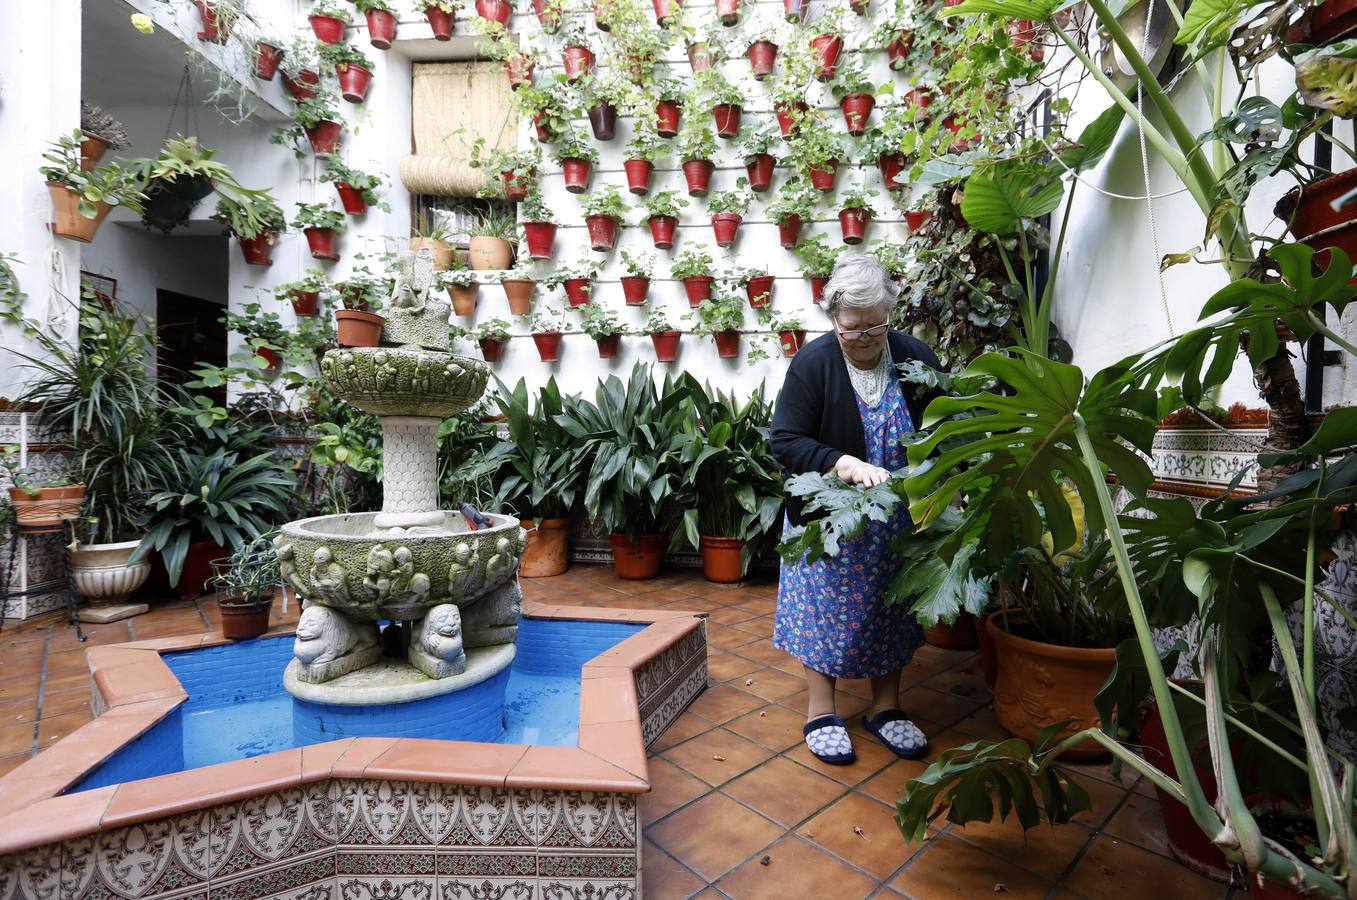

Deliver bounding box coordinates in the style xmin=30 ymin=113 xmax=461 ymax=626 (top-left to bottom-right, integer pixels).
xmin=523 ymin=221 xmax=557 ymax=259
xmin=978 ymin=610 xmax=999 ymax=690
xmin=651 ymin=330 xmax=681 ymax=362
xmin=304 ymin=226 xmax=340 ymax=261
xmin=811 ymin=33 xmax=844 ymax=80
xmin=748 ymin=40 xmax=778 ymax=78
xmin=337 ymin=64 xmax=373 ymax=103
xmin=648 ymin=215 xmax=677 ymax=249
xmin=682 ymin=275 xmax=713 ymax=306
xmin=624 ymin=159 xmax=654 ymax=195
xmin=176 ymin=540 xmax=227 ymax=600
xmin=410 ymin=237 xmax=454 ymax=270
xmin=469 ymin=236 xmax=512 ymax=271
xmin=775 ymin=101 xmax=809 ymax=137
xmin=305 ymin=120 xmax=343 ymax=155
xmin=652 ymin=0 xmax=678 ymax=24
xmin=783 ymin=0 xmax=807 ymax=21
xmin=810 ymin=275 xmax=828 ymax=304
xmin=79 ymin=134 xmax=110 ymax=172
xmin=879 ymin=153 xmax=906 ymax=191
xmin=335 ymin=182 xmax=368 ymax=214
xmin=502 ymin=279 xmax=536 ymax=314
xmin=1280 ymin=168 xmax=1357 ymax=238
xmin=1289 ymin=0 xmax=1357 ymax=44
xmin=365 ymin=9 xmax=398 ymax=48
xmin=220 ymin=596 xmax=273 ymax=640
xmin=47 ymin=183 xmax=111 ymax=243
xmin=700 ymin=536 xmax=745 ymax=583
xmin=520 ymin=518 xmax=570 ymax=577
xmin=8 ymin=485 xmax=85 ymax=528
xmin=905 ymin=210 xmax=932 ymax=234
xmin=588 ymin=102 xmax=617 ymax=141
xmin=840 ymin=93 xmax=875 ymax=135
xmin=595 ymin=333 xmax=622 ymax=358
xmin=563 ymin=45 xmax=595 ymax=80
xmin=925 ymin=612 xmax=979 ymax=649
xmin=778 ymin=329 xmax=807 ymax=356
xmin=887 ymin=32 xmax=914 ymax=69
xmin=714 ymin=330 xmax=741 ymax=359
xmin=621 ymin=275 xmax=650 ymax=305
xmin=236 ymin=232 xmax=276 ymax=266
xmin=255 ymin=347 xmax=282 ymax=370
xmin=476 ymin=0 xmax=513 ymax=24
xmin=193 ymin=0 xmax=232 ymax=42
xmin=532 ymin=331 xmax=563 ymax=362
xmin=309 ymin=14 xmax=347 ymax=43
xmin=656 ymin=99 xmax=682 ymax=137
xmin=479 ymin=336 xmax=508 ymax=361
xmin=712 ymin=103 xmax=742 ymax=138
xmin=682 ymin=159 xmax=714 ymax=196
xmin=745 ymin=153 xmax=775 ymax=192
xmin=532 ymin=114 xmax=557 ymax=143
xmin=563 ymin=277 xmax=594 ymax=307
xmin=987 ymin=615 xmax=1117 ymax=761
xmin=808 ymin=159 xmax=839 ymax=192
xmin=777 ymin=215 xmax=802 ymax=249
xmin=688 ymin=41 xmax=714 ymax=71
xmin=585 ymin=215 xmax=619 ymax=252
xmin=839 ymin=207 xmax=871 ymax=244
xmin=425 ymin=6 xmax=455 ymax=39
xmin=1008 ymin=19 xmax=1044 ymax=60
xmin=533 ymin=0 xmax=562 ymax=30
xmin=745 ymin=275 xmax=774 ymax=307
xmin=506 ymin=56 xmax=534 ymax=90
xmin=608 ymin=533 xmax=665 ymax=580
xmin=290 ymin=290 xmax=320 ymax=317
xmin=449 ymin=284 xmax=479 ymax=316
xmin=906 ymin=87 xmax=933 ymax=112
xmin=335 ymin=309 xmax=384 ymax=347
xmin=711 ymin=213 xmax=742 ymax=247
xmin=254 ymin=41 xmax=283 ymax=80
xmin=561 ymin=157 xmax=593 ymax=194
xmin=283 ymin=69 xmax=321 ymax=101
xmin=502 ymin=168 xmax=533 ymax=202
xmin=715 ymin=0 xmax=740 ymax=23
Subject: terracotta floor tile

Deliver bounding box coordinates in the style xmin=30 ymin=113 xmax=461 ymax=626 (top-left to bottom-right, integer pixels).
xmin=650 ymin=710 xmax=717 ymax=753
xmin=0 ymin=656 xmax=44 ymax=679
xmin=731 ymin=667 xmax=804 ymax=702
xmin=0 ymin=753 xmax=31 ymax=777
xmin=889 ymin=834 xmax=1054 ymax=899
xmin=732 ymin=639 xmax=794 ymax=667
xmin=724 ymin=704 xmax=807 ymax=752
xmin=726 ymin=616 xmax=773 ymax=638
xmin=796 ymin=791 xmax=920 ymax=880
xmin=0 ymin=674 xmax=41 ymax=704
xmin=707 ymin=607 xmax=758 ymax=626
xmin=686 ymin=684 xmax=765 ymax=724
xmin=38 ymin=688 xmax=92 ymax=719
xmin=946 ymin=811 xmax=1094 ymax=882
xmin=662 ymin=727 xmax=772 ymax=786
xmin=1061 ymin=770 xmax=1130 ymax=829
xmin=782 ymin=731 xmax=896 ymax=787
xmin=647 ymin=792 xmax=783 ymax=882
xmin=0 ymin=697 xmax=36 ymax=725
xmin=642 ymin=839 xmax=707 ymax=900
xmin=716 ymin=833 xmax=878 ymax=900
xmin=36 ymin=710 xmax=90 ymax=746
xmin=642 ymin=757 xmax=712 ymax=825
xmin=920 ymin=664 xmax=990 ymax=702
xmin=1103 ymin=791 xmax=1171 ymax=857
xmin=950 ymin=704 xmax=1008 ymax=742
xmin=856 ymin=758 xmax=934 ymax=806
xmin=0 ymin=720 xmax=34 ymax=756
xmin=706 ymin=653 xmax=764 ymax=683
xmin=736 ymin=597 xmax=777 ymax=616
xmin=898 ymin=684 xmax=986 ymax=729
xmin=720 ymin=757 xmax=846 ymax=828
xmin=41 ymin=670 xmax=92 ymax=695
xmin=706 ymin=626 xmax=761 ymax=651
xmin=1064 ymin=835 xmax=1227 ymax=900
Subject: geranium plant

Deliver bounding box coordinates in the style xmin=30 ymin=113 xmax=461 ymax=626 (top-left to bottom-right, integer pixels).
xmin=318 ymin=156 xmax=391 ymax=211
xmin=671 ymin=245 xmax=715 ymax=280
xmin=641 ymin=189 xmax=690 ymax=220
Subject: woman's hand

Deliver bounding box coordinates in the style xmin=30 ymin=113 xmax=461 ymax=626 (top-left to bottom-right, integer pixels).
xmin=835 ymin=454 xmax=892 ymax=487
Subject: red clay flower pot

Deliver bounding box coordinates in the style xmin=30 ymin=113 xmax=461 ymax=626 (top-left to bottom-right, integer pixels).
xmin=585 ymin=215 xmax=619 ymax=251
xmin=219 ymin=596 xmax=273 ymax=640
xmin=838 ymin=208 xmax=870 ymax=244
xmin=477 ymin=0 xmax=512 ymax=25
xmin=905 ymin=210 xmax=931 ymax=234
xmin=775 ymin=101 xmax=808 ymax=137
xmin=588 ymin=102 xmax=617 ymax=140
xmin=506 ymin=55 xmax=534 ymax=90
xmin=624 ymin=159 xmax=654 ymax=195
xmin=237 ymin=233 xmax=275 ymax=266
xmin=656 ymin=99 xmax=682 ymax=137
xmin=745 ymin=275 xmax=774 ymax=307
xmin=523 ymin=221 xmax=557 ymax=259
xmin=621 ymin=275 xmax=650 ymax=305
xmin=808 ymin=159 xmax=838 ymax=192
xmin=608 ymin=533 xmax=665 ymax=579
xmin=810 ymin=275 xmax=828 ymax=304
xmin=254 ymin=42 xmax=283 ymax=80
xmin=1289 ymin=0 xmax=1357 ymax=44
xmin=712 ymin=103 xmax=742 ymax=138
xmin=716 ymin=0 xmax=740 ymax=24
xmin=193 ymin=1 xmax=231 ymax=42
xmin=336 ymin=309 xmax=384 ymax=347
xmin=284 ymin=69 xmax=321 ymax=101
xmin=563 ymin=45 xmax=595 ymax=80
xmin=533 ymin=0 xmax=562 ymax=29
xmin=306 ymin=121 xmax=343 ymax=154
xmin=745 ymin=153 xmax=775 ymax=192
xmin=777 ymin=215 xmax=802 ymax=249
xmin=906 ymin=87 xmax=933 ymax=112
xmin=748 ymin=40 xmax=778 ymax=78
xmin=1008 ymin=19 xmax=1045 ymax=60
xmin=688 ymin=42 xmax=714 ymax=71
xmin=561 ymin=157 xmax=593 ymax=193
xmin=309 ymin=14 xmax=347 ymax=43
xmin=595 ymin=333 xmax=621 ymax=358
xmin=290 ymin=290 xmax=320 ymax=316
xmin=811 ymin=33 xmax=844 ymax=80
xmin=1282 ymin=169 xmax=1357 ymax=238
xmin=682 ymin=159 xmax=714 ymax=196
xmin=851 ymin=0 xmax=869 ymax=13
xmin=502 ymin=279 xmax=536 ymax=315
xmin=700 ymin=535 xmax=745 ymax=582
xmin=449 ymin=284 xmax=478 ymax=316
xmin=335 ymin=182 xmax=368 ymax=214
xmin=925 ymin=613 xmax=979 ymax=650
xmin=887 ymin=31 xmax=914 ymax=69
xmin=502 ymin=170 xmax=530 ymax=203
xmin=840 ymin=93 xmax=875 ymax=135
xmin=532 ymin=331 xmax=563 ymax=362
xmin=255 ymin=347 xmax=282 ymax=370
xmin=783 ymin=0 xmax=807 ymax=21
xmin=711 ymin=213 xmax=742 ymax=248
xmin=652 ymin=0 xmax=678 ymax=24
xmin=479 ymin=336 xmax=508 ymax=361
xmin=878 ymin=153 xmax=906 ymax=191
xmin=337 ymin=64 xmax=373 ymax=104
xmin=683 ymin=276 xmax=713 ymax=306
xmin=426 ymin=6 xmax=454 ymax=39
xmin=648 ymin=215 xmax=677 ymax=249
xmin=779 ymin=329 xmax=807 ymax=356
xmin=304 ymin=226 xmax=340 ymax=261
xmin=532 ymin=114 xmax=557 ymax=143
xmin=564 ymin=277 xmax=594 ymax=307
xmin=650 ymin=331 xmax=681 ymax=362
xmin=365 ymin=9 xmax=398 ymax=48
xmin=714 ymin=330 xmax=741 ymax=358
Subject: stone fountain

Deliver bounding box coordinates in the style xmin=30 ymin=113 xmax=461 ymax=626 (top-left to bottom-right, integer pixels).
xmin=273 ymin=252 xmax=526 ymax=728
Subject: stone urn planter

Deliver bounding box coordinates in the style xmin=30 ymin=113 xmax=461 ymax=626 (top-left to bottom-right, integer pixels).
xmin=71 ymin=541 xmax=151 ymax=622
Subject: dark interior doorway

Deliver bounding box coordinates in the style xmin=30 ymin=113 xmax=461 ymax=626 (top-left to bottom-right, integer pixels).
xmin=157 ymin=289 xmax=226 ymax=404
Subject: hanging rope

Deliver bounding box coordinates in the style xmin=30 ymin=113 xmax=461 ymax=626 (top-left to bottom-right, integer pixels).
xmin=163 ymin=64 xmax=202 ymax=143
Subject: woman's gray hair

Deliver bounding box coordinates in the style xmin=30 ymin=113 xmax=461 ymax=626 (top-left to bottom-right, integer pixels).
xmin=821 ymin=253 xmax=897 ymax=318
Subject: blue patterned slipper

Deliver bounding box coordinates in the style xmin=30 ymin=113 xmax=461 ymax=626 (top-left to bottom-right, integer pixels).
xmin=804 ymin=714 xmax=856 ymax=765
xmin=863 ymin=709 xmax=929 ymax=759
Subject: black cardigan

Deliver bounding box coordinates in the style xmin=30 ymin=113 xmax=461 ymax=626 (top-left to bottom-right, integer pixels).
xmin=770 ymin=330 xmax=942 ymax=526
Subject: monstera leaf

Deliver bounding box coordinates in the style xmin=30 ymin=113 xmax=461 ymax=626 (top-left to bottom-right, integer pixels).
xmin=1296 ymin=40 xmax=1357 ymax=118
xmin=778 ymin=472 xmax=903 ymax=562
xmin=960 ymin=164 xmax=1065 ymax=235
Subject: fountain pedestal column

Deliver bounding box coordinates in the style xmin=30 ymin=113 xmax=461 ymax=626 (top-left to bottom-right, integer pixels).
xmin=373 ymin=416 xmax=444 ymax=529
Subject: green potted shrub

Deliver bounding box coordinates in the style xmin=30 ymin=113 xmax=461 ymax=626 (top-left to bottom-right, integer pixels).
xmin=793 ymin=234 xmax=844 ymax=303
xmin=687 ymin=292 xmax=745 ymax=358
xmin=640 ymin=189 xmax=689 ymax=248
xmin=645 ymin=307 xmax=681 ymax=361
xmin=545 ymin=259 xmax=601 ymax=308
xmin=828 ymin=59 xmax=881 ymax=134
xmin=39 ymin=131 xmax=145 ymax=243
xmin=708 ymin=178 xmax=753 ymax=247
xmin=770 ymin=311 xmax=806 ymax=356
xmin=210 ymin=531 xmax=281 ymax=639
xmin=308 ymin=0 xmax=352 ymax=43
xmin=578 ymin=302 xmax=626 ymax=357
xmin=731 ymin=264 xmax=775 ymax=307
xmin=672 ymin=244 xmax=717 ymax=306
xmin=583 ymin=183 xmax=627 ymax=251
xmin=319 ymin=156 xmax=390 ymax=214
xmin=292 ymin=202 xmax=346 ymax=260
xmin=767 ymin=174 xmax=818 ymax=247
xmin=695 ymin=69 xmax=744 ymax=137
xmin=322 ymin=41 xmax=374 ymax=103
xmin=620 ymin=249 xmax=655 ymax=305
xmin=788 ymin=116 xmax=845 ymax=191
xmin=211 ymin=190 xmax=287 ymax=267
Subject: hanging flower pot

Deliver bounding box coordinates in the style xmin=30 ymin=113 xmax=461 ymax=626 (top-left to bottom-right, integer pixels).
xmin=564 ymin=277 xmax=594 ymax=307
xmin=886 ymin=31 xmax=914 ymax=68
xmin=561 ymin=157 xmax=593 ymax=193
xmin=745 ymin=275 xmax=774 ymax=307
xmin=621 ymin=275 xmax=650 ymax=305
xmin=1007 ymin=20 xmax=1044 ymax=60
xmin=777 ymin=215 xmax=802 ymax=249
xmin=426 ymin=5 xmax=455 ymax=39
xmin=748 ymin=40 xmax=778 ymax=79
xmin=1279 ymin=168 xmax=1357 ymax=239
xmin=840 ymin=93 xmax=875 ymax=135
xmin=476 ymin=0 xmax=513 ymax=25
xmin=838 ymin=207 xmax=871 ymax=244
xmin=470 ymin=236 xmax=513 ymax=270
xmin=652 ymin=0 xmax=678 ymax=24
xmin=585 ymin=214 xmax=619 ymax=251
xmin=1288 ymin=0 xmax=1357 ymax=44
xmin=712 ymin=103 xmax=742 ymax=138
xmin=502 ymin=168 xmax=534 ymax=202
xmin=714 ymin=330 xmax=741 ymax=358
xmin=588 ymin=102 xmax=617 ymax=141
xmin=532 ymin=331 xmax=563 ymax=362
xmin=193 ymin=0 xmax=233 ymax=42
xmin=745 ymin=153 xmax=775 ymax=192
xmin=809 ymin=275 xmax=828 ymax=304
xmin=595 ymin=333 xmax=622 ymax=358
xmin=656 ymin=99 xmax=682 ymax=137
xmin=715 ymin=0 xmax=741 ymax=23
xmin=850 ymin=0 xmax=870 ymax=12
xmin=305 ymin=120 xmax=343 ymax=155
xmin=532 ymin=0 xmax=561 ymax=30
xmin=254 ymin=42 xmax=284 ymax=80
xmin=502 ymin=278 xmax=536 ymax=314
xmin=365 ymin=9 xmax=398 ymax=48
xmin=783 ymin=0 xmax=807 ymax=21
xmin=79 ymin=135 xmax=110 ymax=172
xmin=682 ymin=275 xmax=713 ymax=306
xmin=682 ymin=159 xmax=714 ymax=196
xmin=648 ymin=215 xmax=677 ymax=249
xmin=808 ymin=159 xmax=839 ymax=192
xmin=47 ymin=184 xmax=111 ymax=243
xmin=337 ymin=64 xmax=373 ymax=104
xmin=304 ymin=226 xmax=341 ymax=261
xmin=449 ymin=283 xmax=478 ymax=316
xmin=775 ymin=101 xmax=809 ymax=138
xmin=623 ymin=159 xmax=654 ymax=195
xmin=236 ymin=232 xmax=277 ymax=266
xmin=506 ymin=55 xmax=534 ymax=90
xmin=336 ymin=309 xmax=384 ymax=347
xmin=906 ymin=87 xmax=933 ymax=113
xmin=711 ymin=213 xmax=742 ymax=247
xmin=878 ymin=153 xmax=906 ymax=191
xmin=284 ymin=69 xmax=321 ymax=101
xmin=563 ymin=45 xmax=595 ymax=80
xmin=688 ymin=41 xmax=714 ymax=71
xmin=593 ymin=0 xmax=611 ymax=30
xmin=650 ymin=330 xmax=681 ymax=362
xmin=334 ymin=183 xmax=367 ymax=214
xmin=290 ymin=290 xmax=320 ymax=317
xmin=255 ymin=347 xmax=282 ymax=370
xmin=811 ymin=34 xmax=844 ymax=80
xmin=905 ymin=209 xmax=931 ymax=234
xmin=779 ymin=329 xmax=807 ymax=356
xmin=479 ymin=336 xmax=508 ymax=361
xmin=523 ymin=221 xmax=557 ymax=258
xmin=309 ymin=13 xmax=347 ymax=43
xmin=532 ymin=113 xmax=557 ymax=143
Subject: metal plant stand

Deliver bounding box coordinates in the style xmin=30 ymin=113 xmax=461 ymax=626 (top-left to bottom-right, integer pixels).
xmin=0 ymin=522 xmax=84 ymax=641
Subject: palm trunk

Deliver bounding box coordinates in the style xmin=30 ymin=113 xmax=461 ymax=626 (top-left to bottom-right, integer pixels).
xmin=1253 ymin=344 xmax=1306 ymax=497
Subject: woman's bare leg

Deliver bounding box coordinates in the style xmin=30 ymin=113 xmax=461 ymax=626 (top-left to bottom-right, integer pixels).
xmin=867 ymin=669 xmax=903 ymax=719
xmin=804 ymin=666 xmax=838 ymax=721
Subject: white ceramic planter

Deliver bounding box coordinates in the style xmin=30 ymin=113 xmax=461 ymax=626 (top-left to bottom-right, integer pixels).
xmin=70 ymin=540 xmax=151 ymax=603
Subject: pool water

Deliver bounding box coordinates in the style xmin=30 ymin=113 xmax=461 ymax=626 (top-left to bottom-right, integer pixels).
xmin=72 ymin=617 xmax=643 ymax=792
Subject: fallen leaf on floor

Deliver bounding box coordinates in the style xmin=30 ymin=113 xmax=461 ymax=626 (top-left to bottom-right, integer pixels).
xmin=745 ymin=679 xmax=755 ymax=685
xmin=853 ymin=825 xmax=868 ymax=840
xmin=759 ymin=855 xmax=771 ymax=866
xmin=712 ymin=755 xmax=727 ymax=761
xmin=758 ymin=711 xmax=766 ymax=717
xmin=993 ymin=884 xmax=1007 ymax=893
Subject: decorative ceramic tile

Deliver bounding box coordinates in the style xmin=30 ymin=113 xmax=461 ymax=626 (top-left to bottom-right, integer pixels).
xmin=449 ymin=787 xmax=528 ymax=850
xmin=18 ymin=844 xmax=61 ymax=900
xmin=508 ymin=791 xmax=561 ymax=846
xmin=408 ymin=784 xmax=455 ymax=846
xmin=261 ymin=884 xmax=335 ymax=900
xmin=356 ymin=782 xmax=413 ymax=847
xmin=535 ymin=877 xmax=636 ymax=900
xmin=1318 ymin=662 xmax=1357 ymax=760
xmin=241 ymin=790 xmax=311 ymax=862
xmin=335 ymin=851 xmax=435 ymax=879
xmin=434 ymin=852 xmax=535 ymax=880
xmin=436 ymin=878 xmax=534 ymax=900
xmin=542 ymin=794 xmax=634 ymax=851
xmin=306 ymin=780 xmax=362 ymax=845
xmin=335 ymin=876 xmax=434 ymax=900
xmin=214 ymin=856 xmax=337 ymax=900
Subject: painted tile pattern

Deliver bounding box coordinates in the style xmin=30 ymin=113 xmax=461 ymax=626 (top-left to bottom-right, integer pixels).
xmin=634 ymin=621 xmax=708 ymax=747
xmin=0 ymin=410 xmax=75 ymax=620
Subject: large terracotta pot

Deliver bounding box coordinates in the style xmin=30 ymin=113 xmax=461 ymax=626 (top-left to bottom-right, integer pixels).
xmin=608 ymin=533 xmax=665 ymax=580
xmin=988 ymin=615 xmax=1117 ymax=760
xmin=47 ymin=183 xmax=111 ymax=243
xmin=336 ymin=309 xmax=384 ymax=347
xmin=176 ymin=539 xmax=228 ymax=600
xmin=978 ymin=610 xmax=999 ymax=690
xmin=502 ymin=279 xmax=536 ymax=315
xmin=700 ymin=536 xmax=744 ymax=583
xmin=220 ymin=596 xmax=273 ymax=640
xmin=409 ymin=237 xmax=455 ymax=270
xmin=449 ymin=284 xmax=478 ymax=316
xmin=924 ymin=611 xmax=979 ymax=649
xmin=521 ymin=517 xmax=570 ymax=577
xmin=9 ymin=484 xmax=86 ymax=528
xmin=469 ymin=236 xmax=512 ymax=270
xmin=71 ymin=540 xmax=152 ymax=607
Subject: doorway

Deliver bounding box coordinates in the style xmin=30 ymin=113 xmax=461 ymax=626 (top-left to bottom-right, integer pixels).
xmin=157 ymin=289 xmax=226 ymax=404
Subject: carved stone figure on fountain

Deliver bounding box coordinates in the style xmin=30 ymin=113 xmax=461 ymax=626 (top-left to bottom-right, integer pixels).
xmin=409 ymin=603 xmax=467 ymax=679
xmin=462 ymin=579 xmax=523 ymax=649
xmin=309 ymin=548 xmax=352 ymax=608
xmin=293 ymin=606 xmax=382 ymax=683
xmin=380 ymin=250 xmax=451 ymax=351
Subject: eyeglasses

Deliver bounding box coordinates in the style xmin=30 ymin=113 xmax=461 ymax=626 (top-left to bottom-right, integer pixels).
xmin=834 ymin=321 xmax=890 ymax=341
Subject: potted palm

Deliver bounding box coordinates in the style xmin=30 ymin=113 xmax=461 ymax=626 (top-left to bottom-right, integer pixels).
xmin=837 ymin=184 xmax=878 ymax=244
xmin=620 ymin=250 xmax=654 ymax=305
xmin=646 ymin=308 xmax=681 ymax=361
xmin=476 ymin=318 xmax=513 ymax=361
xmin=793 ymin=235 xmax=843 ymax=303
xmin=469 ymin=209 xmax=517 ymax=270
xmin=355 ymin=0 xmax=399 ymax=47
xmin=499 ymin=265 xmax=537 ymax=315
xmin=623 ymin=125 xmax=667 ymax=195
xmin=275 ymin=270 xmax=330 ymax=317
xmin=410 ymin=215 xmax=455 ymax=269
xmin=583 ymin=184 xmax=627 ymax=252
xmin=416 ymin=0 xmax=458 ymax=39
xmin=677 ymin=119 xmax=718 ymax=196
xmin=308 ymin=1 xmax=351 ymax=43
xmin=292 ymin=202 xmax=346 ymax=261
xmin=579 ymin=303 xmax=626 ymax=358
xmin=708 ymin=180 xmax=753 ymax=247
xmin=672 ymin=245 xmax=716 ymax=306
xmin=319 ymin=157 xmax=389 ymax=215
xmin=438 ymin=265 xmax=479 ymax=316
xmin=39 ymin=132 xmax=145 ymax=243
xmin=740 ymin=123 xmax=779 ymax=191
xmin=688 ymin=293 xmax=745 ymax=359
xmin=768 ymin=175 xmax=817 ymax=248
xmin=211 ymin=190 xmax=287 ymax=267
xmin=641 ymin=190 xmax=688 ymax=249
xmin=210 ymin=532 xmax=281 ymax=640
xmin=323 ymin=42 xmax=374 ymax=103
xmin=554 ymin=132 xmax=599 ymax=194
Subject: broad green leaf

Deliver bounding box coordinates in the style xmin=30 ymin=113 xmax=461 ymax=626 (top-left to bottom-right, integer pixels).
xmin=944 ymin=0 xmax=1061 ymax=20
xmin=1057 ymin=105 xmax=1125 ymax=173
xmin=1296 ymin=40 xmax=1357 ymax=118
xmin=1258 ymin=407 xmax=1357 ymax=467
xmin=961 ymin=168 xmax=1065 ymax=235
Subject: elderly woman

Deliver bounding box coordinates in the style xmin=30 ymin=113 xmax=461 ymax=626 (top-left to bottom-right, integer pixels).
xmin=769 ymin=253 xmax=941 ymax=765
